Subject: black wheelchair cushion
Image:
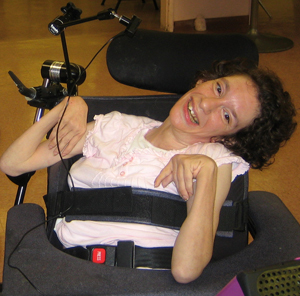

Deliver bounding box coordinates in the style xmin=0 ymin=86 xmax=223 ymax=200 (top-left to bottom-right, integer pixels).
xmin=3 ymin=192 xmax=300 ymax=295
xmin=107 ymin=29 xmax=259 ymax=94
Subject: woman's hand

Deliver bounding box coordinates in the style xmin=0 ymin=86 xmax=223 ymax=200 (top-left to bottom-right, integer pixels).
xmin=0 ymin=97 xmax=90 ymax=177
xmin=155 ymin=154 xmax=232 ymax=283
xmin=154 ymin=154 xmax=217 ymax=201
xmin=48 ymin=96 xmax=88 ymax=156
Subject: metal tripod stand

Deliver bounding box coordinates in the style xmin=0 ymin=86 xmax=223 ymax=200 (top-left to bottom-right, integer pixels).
xmin=247 ymin=0 xmax=293 ymax=53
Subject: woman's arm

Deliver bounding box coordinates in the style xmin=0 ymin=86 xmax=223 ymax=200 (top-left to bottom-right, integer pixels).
xmin=155 ymin=155 xmax=231 ymax=283
xmin=0 ymin=97 xmax=92 ymax=177
xmin=48 ymin=96 xmax=88 ymax=156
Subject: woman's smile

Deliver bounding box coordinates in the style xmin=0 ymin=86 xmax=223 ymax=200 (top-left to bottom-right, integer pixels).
xmin=187 ymin=100 xmax=199 ymax=125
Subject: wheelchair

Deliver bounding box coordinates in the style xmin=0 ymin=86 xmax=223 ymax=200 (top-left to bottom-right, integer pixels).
xmin=2 ymin=5 xmax=300 ymax=295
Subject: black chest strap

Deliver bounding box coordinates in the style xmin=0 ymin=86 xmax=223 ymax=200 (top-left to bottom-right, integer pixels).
xmin=45 ymin=187 xmax=186 ymax=229
xmin=44 ymin=186 xmax=248 ymax=234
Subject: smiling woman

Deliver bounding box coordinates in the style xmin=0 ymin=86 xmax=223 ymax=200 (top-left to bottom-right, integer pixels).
xmin=0 ymin=58 xmax=297 ymax=284
xmin=194 ymin=58 xmax=297 ymax=169
xmin=166 ymin=75 xmax=260 ymax=147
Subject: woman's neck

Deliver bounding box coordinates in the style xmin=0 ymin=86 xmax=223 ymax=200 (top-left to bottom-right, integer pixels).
xmin=145 ymin=119 xmax=191 ymax=151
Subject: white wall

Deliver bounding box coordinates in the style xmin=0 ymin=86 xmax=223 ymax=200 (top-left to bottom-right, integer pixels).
xmin=161 ymin=0 xmax=251 ymax=32
xmin=173 ymin=0 xmax=250 ymax=21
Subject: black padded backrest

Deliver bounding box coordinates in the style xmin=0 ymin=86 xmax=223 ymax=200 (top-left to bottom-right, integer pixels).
xmin=107 ymin=29 xmax=259 ymax=94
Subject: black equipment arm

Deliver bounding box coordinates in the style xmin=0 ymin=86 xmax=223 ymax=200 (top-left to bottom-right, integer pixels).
xmin=48 ymin=2 xmax=141 ymax=96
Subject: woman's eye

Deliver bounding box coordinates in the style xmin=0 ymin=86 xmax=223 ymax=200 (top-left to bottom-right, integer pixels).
xmin=216 ymin=82 xmax=222 ymax=95
xmin=224 ymin=111 xmax=230 ymax=123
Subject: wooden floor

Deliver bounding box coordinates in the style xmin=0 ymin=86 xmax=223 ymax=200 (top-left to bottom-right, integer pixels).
xmin=0 ymin=0 xmax=299 ymax=282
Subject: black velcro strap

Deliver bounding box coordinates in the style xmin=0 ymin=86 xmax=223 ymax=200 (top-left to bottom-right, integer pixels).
xmin=44 ymin=187 xmax=248 ymax=232
xmin=44 ymin=187 xmax=133 ymax=217
xmin=44 ymin=187 xmax=186 ymax=229
xmin=218 ymin=199 xmax=249 ymax=232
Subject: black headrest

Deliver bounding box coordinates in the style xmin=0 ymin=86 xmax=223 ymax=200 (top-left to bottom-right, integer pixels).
xmin=106 ymin=29 xmax=259 ymax=94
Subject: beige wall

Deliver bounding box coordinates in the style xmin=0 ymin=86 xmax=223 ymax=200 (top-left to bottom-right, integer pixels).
xmin=161 ymin=0 xmax=251 ymax=31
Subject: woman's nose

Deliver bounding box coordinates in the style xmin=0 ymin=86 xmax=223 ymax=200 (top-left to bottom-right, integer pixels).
xmin=200 ymin=97 xmax=220 ymax=114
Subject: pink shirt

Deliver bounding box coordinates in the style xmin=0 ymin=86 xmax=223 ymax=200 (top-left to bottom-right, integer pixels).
xmin=68 ymin=111 xmax=249 ymax=192
xmin=56 ymin=112 xmax=249 ymax=249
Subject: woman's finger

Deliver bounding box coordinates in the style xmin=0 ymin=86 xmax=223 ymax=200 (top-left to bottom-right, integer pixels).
xmin=176 ymin=162 xmax=193 ymax=200
xmin=154 ymin=162 xmax=173 ymax=188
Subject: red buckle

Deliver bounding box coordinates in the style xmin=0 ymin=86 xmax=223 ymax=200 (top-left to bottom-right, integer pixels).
xmin=92 ymin=248 xmax=106 ymax=264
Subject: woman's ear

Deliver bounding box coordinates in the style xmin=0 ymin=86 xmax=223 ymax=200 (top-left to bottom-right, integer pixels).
xmin=210 ymin=136 xmax=218 ymax=143
xmin=196 ymin=79 xmax=204 ymax=86
xmin=211 ymin=135 xmax=237 ymax=146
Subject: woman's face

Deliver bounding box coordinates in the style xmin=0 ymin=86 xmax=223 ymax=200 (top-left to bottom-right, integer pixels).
xmin=169 ymin=75 xmax=260 ymax=144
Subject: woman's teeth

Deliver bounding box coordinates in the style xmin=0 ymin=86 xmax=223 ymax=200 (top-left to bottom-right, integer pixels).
xmin=188 ymin=101 xmax=199 ymax=124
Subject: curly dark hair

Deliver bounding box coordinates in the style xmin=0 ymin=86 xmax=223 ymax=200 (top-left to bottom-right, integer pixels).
xmin=194 ymin=59 xmax=297 ymax=169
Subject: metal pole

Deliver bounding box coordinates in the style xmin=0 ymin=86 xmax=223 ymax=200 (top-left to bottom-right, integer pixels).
xmin=246 ymin=0 xmax=293 ymax=53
